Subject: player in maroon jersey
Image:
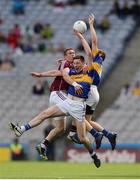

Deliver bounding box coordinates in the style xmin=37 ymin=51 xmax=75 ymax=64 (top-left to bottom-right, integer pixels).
xmin=31 ymin=48 xmax=75 ymax=144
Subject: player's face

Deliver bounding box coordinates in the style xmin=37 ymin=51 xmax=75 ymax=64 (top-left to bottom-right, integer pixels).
xmin=65 ymin=50 xmax=75 ymax=62
xmin=73 ymin=59 xmax=84 ymax=71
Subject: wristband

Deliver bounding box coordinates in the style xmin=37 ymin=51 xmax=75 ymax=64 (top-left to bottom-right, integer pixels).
xmin=72 ymin=82 xmax=79 ymax=87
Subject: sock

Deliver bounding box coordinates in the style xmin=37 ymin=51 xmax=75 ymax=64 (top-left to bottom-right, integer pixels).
xmin=40 ymin=143 xmax=46 ymax=149
xmin=89 ymin=128 xmax=99 ymax=138
xmin=69 ymin=131 xmax=76 ymax=136
xmin=20 ymin=124 xmax=31 ymax=132
xmin=102 ymin=129 xmax=112 ymax=138
xmin=90 ymin=151 xmax=96 ymax=157
xmin=42 ymin=139 xmax=50 ymax=147
xmin=88 ymin=147 xmax=94 ymax=155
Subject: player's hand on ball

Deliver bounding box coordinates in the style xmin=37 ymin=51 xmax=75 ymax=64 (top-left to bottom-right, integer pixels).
xmin=74 ymin=29 xmax=83 ymax=39
xmin=73 ymin=29 xmax=81 ymax=35
xmin=30 ymin=72 xmax=41 ymax=77
xmin=73 ymin=20 xmax=87 ymax=34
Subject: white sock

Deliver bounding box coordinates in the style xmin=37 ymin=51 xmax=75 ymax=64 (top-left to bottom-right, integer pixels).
xmin=69 ymin=132 xmax=76 ymax=136
xmin=41 ymin=143 xmax=46 ymax=149
xmin=20 ymin=126 xmax=26 ymax=132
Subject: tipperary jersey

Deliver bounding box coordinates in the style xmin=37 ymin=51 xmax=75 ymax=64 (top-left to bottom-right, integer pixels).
xmin=88 ymin=47 xmax=104 ymax=86
xmin=67 ymin=69 xmax=93 ymax=99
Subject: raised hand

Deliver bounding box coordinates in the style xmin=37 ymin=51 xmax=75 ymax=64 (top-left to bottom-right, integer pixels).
xmin=89 ymin=14 xmax=95 ymax=25
xmin=74 ymin=29 xmax=83 ymax=39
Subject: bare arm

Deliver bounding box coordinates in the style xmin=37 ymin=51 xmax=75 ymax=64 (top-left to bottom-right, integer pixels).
xmin=74 ymin=30 xmax=92 ymax=68
xmin=89 ymin=14 xmax=98 ymax=52
xmin=62 ymin=68 xmax=83 ymax=94
xmin=62 ymin=68 xmax=74 ymax=85
xmin=30 ymin=70 xmax=62 ymax=77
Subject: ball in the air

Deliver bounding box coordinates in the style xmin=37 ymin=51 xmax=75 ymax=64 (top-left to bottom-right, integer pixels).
xmin=73 ymin=20 xmax=87 ymax=34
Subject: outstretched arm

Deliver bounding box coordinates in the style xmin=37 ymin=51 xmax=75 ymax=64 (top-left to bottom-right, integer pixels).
xmin=74 ymin=30 xmax=92 ymax=68
xmin=89 ymin=14 xmax=98 ymax=52
xmin=30 ymin=70 xmax=62 ymax=77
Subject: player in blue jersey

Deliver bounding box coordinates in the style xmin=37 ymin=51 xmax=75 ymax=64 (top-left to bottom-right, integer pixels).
xmin=9 ymin=53 xmax=101 ymax=168
xmin=68 ymin=15 xmax=117 ymax=150
xmin=30 ymin=48 xmax=103 ymax=150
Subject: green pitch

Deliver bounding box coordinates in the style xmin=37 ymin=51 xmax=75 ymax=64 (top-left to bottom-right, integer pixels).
xmin=0 ymin=161 xmax=140 ymax=179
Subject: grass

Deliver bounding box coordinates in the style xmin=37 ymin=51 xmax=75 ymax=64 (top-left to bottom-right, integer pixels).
xmin=0 ymin=161 xmax=140 ymax=179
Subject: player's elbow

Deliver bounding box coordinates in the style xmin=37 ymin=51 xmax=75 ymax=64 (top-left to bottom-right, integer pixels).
xmin=93 ymin=39 xmax=97 ymax=46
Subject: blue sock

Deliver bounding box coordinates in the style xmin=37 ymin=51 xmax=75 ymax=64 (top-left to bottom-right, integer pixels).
xmin=102 ymin=129 xmax=112 ymax=138
xmin=90 ymin=128 xmax=99 ymax=138
xmin=24 ymin=124 xmax=31 ymax=131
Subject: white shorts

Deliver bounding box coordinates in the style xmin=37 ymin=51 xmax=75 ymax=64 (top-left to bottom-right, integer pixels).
xmin=49 ymin=91 xmax=67 ymax=106
xmin=49 ymin=91 xmax=67 ymax=120
xmin=56 ymin=92 xmax=86 ymax=122
xmin=86 ymin=85 xmax=100 ymax=110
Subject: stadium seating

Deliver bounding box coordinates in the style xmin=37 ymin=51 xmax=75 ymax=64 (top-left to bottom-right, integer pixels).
xmin=98 ymin=69 xmax=140 ymax=144
xmin=0 ymin=53 xmax=59 ymax=143
xmin=0 ymin=0 xmax=138 ymax=144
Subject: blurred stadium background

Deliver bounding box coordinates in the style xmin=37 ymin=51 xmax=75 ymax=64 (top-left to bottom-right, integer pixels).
xmin=0 ymin=0 xmax=140 ymax=178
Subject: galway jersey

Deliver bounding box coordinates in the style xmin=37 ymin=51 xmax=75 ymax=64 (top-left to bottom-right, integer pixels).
xmin=67 ymin=69 xmax=93 ymax=99
xmin=88 ymin=48 xmax=104 ymax=86
xmin=50 ymin=60 xmax=73 ymax=92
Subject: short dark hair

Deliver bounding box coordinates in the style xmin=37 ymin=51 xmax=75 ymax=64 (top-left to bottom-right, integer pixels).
xmin=73 ymin=55 xmax=85 ymax=63
xmin=98 ymin=49 xmax=106 ymax=61
xmin=64 ymin=48 xmax=74 ymax=56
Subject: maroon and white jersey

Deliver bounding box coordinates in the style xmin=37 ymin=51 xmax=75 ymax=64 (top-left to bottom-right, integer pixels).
xmin=50 ymin=60 xmax=73 ymax=92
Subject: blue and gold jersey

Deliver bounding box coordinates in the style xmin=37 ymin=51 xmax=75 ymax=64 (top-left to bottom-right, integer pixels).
xmin=68 ymin=69 xmax=93 ymax=99
xmin=88 ymin=48 xmax=103 ymax=86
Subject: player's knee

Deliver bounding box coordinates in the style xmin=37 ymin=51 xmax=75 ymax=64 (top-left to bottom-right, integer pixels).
xmin=56 ymin=126 xmax=65 ymax=134
xmin=39 ymin=111 xmax=49 ymax=122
